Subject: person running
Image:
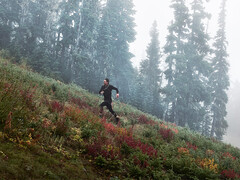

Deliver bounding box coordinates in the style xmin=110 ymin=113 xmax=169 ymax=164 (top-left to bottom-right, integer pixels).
xmin=99 ymin=78 xmax=119 ymax=123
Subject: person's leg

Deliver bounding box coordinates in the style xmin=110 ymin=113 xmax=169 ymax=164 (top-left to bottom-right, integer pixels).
xmin=106 ymin=103 xmax=119 ymax=124
xmin=106 ymin=102 xmax=117 ymax=117
xmin=99 ymin=102 xmax=107 ymax=117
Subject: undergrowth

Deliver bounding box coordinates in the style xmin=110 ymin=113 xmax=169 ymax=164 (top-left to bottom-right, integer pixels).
xmin=0 ymin=54 xmax=240 ymax=179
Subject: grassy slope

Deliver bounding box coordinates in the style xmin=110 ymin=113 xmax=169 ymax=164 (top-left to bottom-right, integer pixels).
xmin=0 ymin=54 xmax=240 ymax=180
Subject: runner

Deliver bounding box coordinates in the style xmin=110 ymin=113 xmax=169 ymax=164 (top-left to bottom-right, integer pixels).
xmin=99 ymin=78 xmax=119 ymax=123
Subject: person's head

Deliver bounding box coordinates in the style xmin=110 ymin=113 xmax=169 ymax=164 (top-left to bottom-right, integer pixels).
xmin=104 ymin=78 xmax=109 ymax=85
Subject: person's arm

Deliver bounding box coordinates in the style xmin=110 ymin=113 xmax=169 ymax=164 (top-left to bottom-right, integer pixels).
xmin=99 ymin=86 xmax=104 ymax=95
xmin=111 ymin=85 xmax=119 ymax=98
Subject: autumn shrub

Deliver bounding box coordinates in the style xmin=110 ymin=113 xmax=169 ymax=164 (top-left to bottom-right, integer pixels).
xmin=186 ymin=142 xmax=198 ymax=151
xmin=49 ymin=100 xmax=64 ymax=113
xmin=86 ymin=136 xmax=119 ymax=160
xmin=221 ymin=169 xmax=240 ymax=179
xmin=158 ymin=127 xmax=174 ymax=142
xmin=70 ymin=96 xmax=91 ymax=109
xmin=0 ymin=82 xmax=38 ymax=131
xmin=117 ymin=135 xmax=157 ymax=158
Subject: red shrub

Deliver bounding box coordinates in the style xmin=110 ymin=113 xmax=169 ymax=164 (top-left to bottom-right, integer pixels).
xmin=222 ymin=152 xmax=236 ymax=160
xmin=20 ymin=86 xmax=37 ymax=111
xmin=50 ymin=100 xmax=64 ymax=113
xmin=138 ymin=115 xmax=156 ymax=125
xmin=221 ymin=169 xmax=240 ymax=179
xmin=158 ymin=128 xmax=174 ymax=142
xmin=186 ymin=142 xmax=198 ymax=151
xmin=117 ymin=135 xmax=158 ymax=157
xmin=71 ymin=97 xmax=90 ymax=109
xmin=86 ymin=137 xmax=119 ymax=160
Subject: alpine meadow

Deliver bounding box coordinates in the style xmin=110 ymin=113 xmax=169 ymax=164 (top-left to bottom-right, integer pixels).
xmin=1 ymin=0 xmax=240 ymax=179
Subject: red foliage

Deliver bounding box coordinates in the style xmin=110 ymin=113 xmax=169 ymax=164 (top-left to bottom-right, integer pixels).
xmin=221 ymin=169 xmax=240 ymax=179
xmin=138 ymin=115 xmax=156 ymax=125
xmin=20 ymin=86 xmax=37 ymax=111
xmin=222 ymin=152 xmax=236 ymax=160
xmin=158 ymin=128 xmax=174 ymax=142
xmin=102 ymin=120 xmax=116 ymax=136
xmin=117 ymin=135 xmax=158 ymax=158
xmin=186 ymin=142 xmax=198 ymax=151
xmin=71 ymin=97 xmax=90 ymax=109
xmin=133 ymin=156 xmax=149 ymax=168
xmin=50 ymin=100 xmax=64 ymax=113
xmin=86 ymin=137 xmax=119 ymax=160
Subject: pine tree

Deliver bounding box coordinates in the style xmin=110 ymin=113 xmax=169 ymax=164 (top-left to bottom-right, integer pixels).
xmin=56 ymin=0 xmax=81 ymax=83
xmin=210 ymin=0 xmax=229 ymax=140
xmin=139 ymin=21 xmax=163 ymax=118
xmin=95 ymin=2 xmax=113 ymax=90
xmin=163 ymin=0 xmax=190 ymax=123
xmin=27 ymin=0 xmax=53 ymax=74
xmin=131 ymin=69 xmax=145 ymax=110
xmin=103 ymin=0 xmax=136 ymax=101
xmin=0 ymin=0 xmax=20 ymax=50
xmin=178 ymin=0 xmax=212 ymax=130
xmin=73 ymin=0 xmax=101 ymax=92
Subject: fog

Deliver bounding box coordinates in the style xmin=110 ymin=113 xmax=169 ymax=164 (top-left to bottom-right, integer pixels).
xmin=224 ymin=82 xmax=240 ymax=148
xmin=130 ymin=0 xmax=240 ymax=148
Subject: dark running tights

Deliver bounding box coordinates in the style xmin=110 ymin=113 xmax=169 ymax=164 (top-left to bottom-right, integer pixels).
xmin=100 ymin=102 xmax=116 ymax=117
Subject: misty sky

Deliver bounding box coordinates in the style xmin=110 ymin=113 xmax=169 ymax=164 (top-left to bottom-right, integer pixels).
xmin=130 ymin=0 xmax=240 ymax=148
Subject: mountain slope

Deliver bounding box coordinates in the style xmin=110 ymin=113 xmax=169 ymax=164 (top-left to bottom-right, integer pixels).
xmin=0 ymin=54 xmax=240 ymax=179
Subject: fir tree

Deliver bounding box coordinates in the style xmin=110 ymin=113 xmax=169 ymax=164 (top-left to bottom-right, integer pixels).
xmin=0 ymin=0 xmax=20 ymax=50
xmin=140 ymin=21 xmax=163 ymax=118
xmin=163 ymin=0 xmax=190 ymax=123
xmin=179 ymin=0 xmax=212 ymax=130
xmin=210 ymin=0 xmax=229 ymax=140
xmin=104 ymin=0 xmax=136 ymax=101
xmin=56 ymin=0 xmax=80 ymax=82
xmin=95 ymin=3 xmax=114 ymax=90
xmin=73 ymin=0 xmax=101 ymax=92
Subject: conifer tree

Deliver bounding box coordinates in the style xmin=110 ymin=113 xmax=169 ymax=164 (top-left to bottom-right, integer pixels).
xmin=73 ymin=0 xmax=101 ymax=92
xmin=95 ymin=3 xmax=114 ymax=90
xmin=0 ymin=0 xmax=20 ymax=50
xmin=140 ymin=21 xmax=163 ymax=118
xmin=210 ymin=0 xmax=229 ymax=140
xmin=103 ymin=0 xmax=136 ymax=100
xmin=163 ymin=0 xmax=190 ymax=123
xmin=178 ymin=0 xmax=212 ymax=129
xmin=131 ymin=70 xmax=145 ymax=110
xmin=56 ymin=0 xmax=80 ymax=82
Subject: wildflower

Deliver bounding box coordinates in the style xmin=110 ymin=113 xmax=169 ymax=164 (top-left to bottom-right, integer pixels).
xmin=198 ymin=158 xmax=218 ymax=173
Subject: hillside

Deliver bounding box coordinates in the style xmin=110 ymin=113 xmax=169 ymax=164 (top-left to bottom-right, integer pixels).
xmin=0 ymin=54 xmax=240 ymax=180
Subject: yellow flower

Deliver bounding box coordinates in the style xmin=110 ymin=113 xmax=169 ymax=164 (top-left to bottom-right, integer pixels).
xmin=198 ymin=158 xmax=218 ymax=173
xmin=107 ymin=144 xmax=113 ymax=152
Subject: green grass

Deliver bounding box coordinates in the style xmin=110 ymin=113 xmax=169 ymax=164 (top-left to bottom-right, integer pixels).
xmin=1 ymin=52 xmax=240 ymax=180
xmin=0 ymin=142 xmax=98 ymax=180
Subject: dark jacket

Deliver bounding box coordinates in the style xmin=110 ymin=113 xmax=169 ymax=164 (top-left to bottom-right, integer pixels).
xmin=99 ymin=84 xmax=119 ymax=103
